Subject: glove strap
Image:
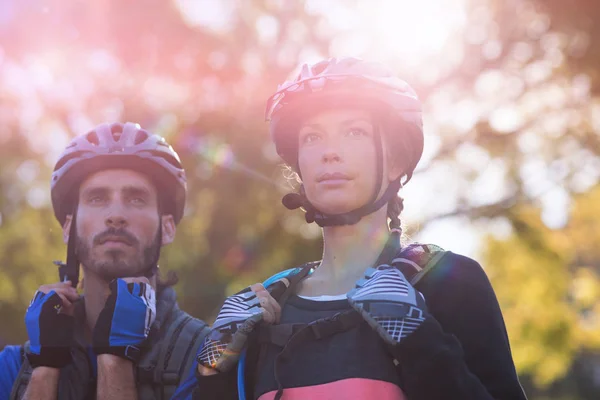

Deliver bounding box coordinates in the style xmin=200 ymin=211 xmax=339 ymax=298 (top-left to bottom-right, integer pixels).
xmin=94 ymin=345 xmax=142 ymax=363
xmin=26 ymin=347 xmax=72 ymax=369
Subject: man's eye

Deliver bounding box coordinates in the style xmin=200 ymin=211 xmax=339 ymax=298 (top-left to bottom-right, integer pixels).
xmin=130 ymin=197 xmax=146 ymax=206
xmin=89 ymin=196 xmax=104 ymax=204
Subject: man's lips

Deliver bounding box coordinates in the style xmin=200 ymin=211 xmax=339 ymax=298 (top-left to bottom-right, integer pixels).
xmin=99 ymin=236 xmax=132 ymax=246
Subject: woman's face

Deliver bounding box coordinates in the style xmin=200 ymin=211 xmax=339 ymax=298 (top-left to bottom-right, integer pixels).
xmin=297 ymin=108 xmax=401 ymax=214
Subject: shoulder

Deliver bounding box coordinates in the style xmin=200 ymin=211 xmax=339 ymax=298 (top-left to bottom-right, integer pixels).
xmin=417 ymin=249 xmax=505 ymax=320
xmin=415 ymin=248 xmax=499 ymax=307
xmin=415 ymin=246 xmax=491 ymax=289
xmin=0 ymin=345 xmax=23 ymax=397
xmin=163 ymin=308 xmax=209 ymax=338
xmin=0 ymin=345 xmax=23 ymax=369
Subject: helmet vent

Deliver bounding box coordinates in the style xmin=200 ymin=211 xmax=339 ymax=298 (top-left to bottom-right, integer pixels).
xmin=311 ymin=60 xmax=329 ymax=75
xmin=109 ymin=123 xmax=124 ymax=141
xmin=86 ymin=132 xmax=99 ymax=146
xmin=134 ymin=130 xmax=149 ymax=145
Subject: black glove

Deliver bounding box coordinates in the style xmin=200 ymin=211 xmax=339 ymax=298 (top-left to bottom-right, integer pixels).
xmin=93 ymin=279 xmax=156 ymax=363
xmin=25 ymin=290 xmax=74 ymax=368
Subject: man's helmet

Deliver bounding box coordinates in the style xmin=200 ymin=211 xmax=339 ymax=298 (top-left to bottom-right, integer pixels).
xmin=51 ymin=122 xmax=187 ymax=225
xmin=50 ymin=122 xmax=187 ymax=287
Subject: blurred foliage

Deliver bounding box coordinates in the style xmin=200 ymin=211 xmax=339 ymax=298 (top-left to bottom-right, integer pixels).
xmin=483 ymin=185 xmax=600 ymax=397
xmin=0 ymin=0 xmax=599 ymax=398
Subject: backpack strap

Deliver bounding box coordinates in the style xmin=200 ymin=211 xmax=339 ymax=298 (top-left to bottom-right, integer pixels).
xmin=238 ymin=239 xmax=446 ymax=400
xmin=10 ymin=341 xmax=94 ymax=400
xmin=256 ymin=309 xmax=362 ymax=348
xmin=255 ymin=245 xmax=449 ymax=354
xmin=137 ymin=310 xmax=209 ymax=400
xmin=266 ymin=261 xmax=318 ymax=307
xmin=390 ymin=243 xmax=448 ymax=286
xmin=236 ymin=261 xmax=318 ymax=400
xmin=253 ymin=242 xmax=447 ymax=357
xmin=9 ymin=343 xmax=31 ymax=400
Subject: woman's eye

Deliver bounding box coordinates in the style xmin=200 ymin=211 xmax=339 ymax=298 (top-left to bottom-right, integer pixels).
xmin=346 ymin=128 xmax=369 ymax=138
xmin=302 ymin=133 xmax=321 ymax=144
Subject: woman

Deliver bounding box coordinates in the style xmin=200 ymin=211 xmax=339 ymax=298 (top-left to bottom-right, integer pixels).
xmin=190 ymin=57 xmax=527 ymax=400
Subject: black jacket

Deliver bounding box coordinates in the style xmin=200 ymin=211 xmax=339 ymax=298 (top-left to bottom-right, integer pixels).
xmin=193 ymin=253 xmax=527 ymax=399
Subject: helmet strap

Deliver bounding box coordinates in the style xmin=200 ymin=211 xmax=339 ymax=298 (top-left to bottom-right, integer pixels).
xmin=63 ymin=205 xmax=81 ymax=288
xmin=145 ymin=222 xmax=161 ymax=279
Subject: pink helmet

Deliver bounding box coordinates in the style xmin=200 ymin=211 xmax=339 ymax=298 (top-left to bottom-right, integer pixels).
xmin=265 ymin=57 xmax=424 ymax=184
xmin=51 ymin=122 xmax=187 ymax=225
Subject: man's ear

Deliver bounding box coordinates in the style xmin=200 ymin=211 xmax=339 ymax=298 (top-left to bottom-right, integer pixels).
xmin=161 ymin=215 xmax=176 ymax=246
xmin=63 ymin=215 xmax=73 ymax=244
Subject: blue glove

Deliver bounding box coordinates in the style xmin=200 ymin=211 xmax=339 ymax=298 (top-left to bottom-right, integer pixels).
xmin=347 ymin=265 xmax=428 ymax=346
xmin=197 ymin=287 xmax=264 ymax=372
xmin=93 ymin=279 xmax=156 ymax=363
xmin=25 ymin=290 xmax=74 ymax=368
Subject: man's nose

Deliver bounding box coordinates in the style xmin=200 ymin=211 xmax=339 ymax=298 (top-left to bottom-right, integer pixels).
xmin=105 ymin=208 xmax=128 ymax=229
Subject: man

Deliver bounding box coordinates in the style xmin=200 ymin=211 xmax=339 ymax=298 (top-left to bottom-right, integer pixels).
xmin=0 ymin=122 xmax=209 ymax=399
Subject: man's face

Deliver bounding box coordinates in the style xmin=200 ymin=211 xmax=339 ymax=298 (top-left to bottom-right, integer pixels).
xmin=63 ymin=169 xmax=175 ymax=281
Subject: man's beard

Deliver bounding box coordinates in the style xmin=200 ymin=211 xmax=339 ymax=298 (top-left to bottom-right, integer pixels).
xmin=76 ymin=227 xmax=161 ymax=281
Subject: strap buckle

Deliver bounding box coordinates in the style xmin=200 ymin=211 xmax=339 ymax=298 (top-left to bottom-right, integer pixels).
xmin=308 ymin=311 xmax=359 ymax=340
xmin=124 ymin=345 xmax=141 ymax=363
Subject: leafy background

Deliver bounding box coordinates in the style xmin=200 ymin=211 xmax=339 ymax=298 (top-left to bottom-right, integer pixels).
xmin=0 ymin=0 xmax=598 ymax=398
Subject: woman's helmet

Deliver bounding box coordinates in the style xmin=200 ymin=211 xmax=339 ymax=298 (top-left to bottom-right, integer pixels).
xmin=265 ymin=57 xmax=424 ymax=227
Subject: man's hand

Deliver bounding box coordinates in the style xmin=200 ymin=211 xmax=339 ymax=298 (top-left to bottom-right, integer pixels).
xmin=347 ymin=265 xmax=428 ymax=346
xmin=93 ymin=277 xmax=156 ymax=363
xmin=25 ymin=281 xmax=79 ymax=369
xmin=197 ymin=283 xmax=281 ymax=375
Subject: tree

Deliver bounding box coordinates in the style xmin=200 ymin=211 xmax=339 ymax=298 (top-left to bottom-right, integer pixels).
xmin=1 ymin=0 xmax=600 ymax=397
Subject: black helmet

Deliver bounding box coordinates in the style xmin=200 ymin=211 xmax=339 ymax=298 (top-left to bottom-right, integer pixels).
xmin=51 ymin=122 xmax=187 ymax=225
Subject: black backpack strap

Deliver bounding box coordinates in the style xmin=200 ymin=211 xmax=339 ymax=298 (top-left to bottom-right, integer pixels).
xmin=266 ymin=261 xmax=319 ymax=307
xmin=390 ymin=243 xmax=448 ymax=286
xmin=270 ymin=311 xmax=363 ymax=400
xmin=136 ymin=311 xmax=209 ymax=400
xmin=256 ymin=310 xmax=363 ymax=349
xmin=410 ymin=249 xmax=448 ymax=286
xmin=10 ymin=343 xmax=31 ymax=400
xmin=256 ymin=323 xmax=305 ymax=348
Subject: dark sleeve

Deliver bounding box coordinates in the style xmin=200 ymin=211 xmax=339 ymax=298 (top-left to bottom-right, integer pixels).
xmin=394 ymin=253 xmax=528 ymax=400
xmin=0 ymin=345 xmax=23 ymax=399
xmin=192 ymin=368 xmax=238 ymax=399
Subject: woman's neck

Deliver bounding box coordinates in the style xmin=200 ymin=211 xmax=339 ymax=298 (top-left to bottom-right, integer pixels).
xmin=309 ymin=207 xmax=391 ymax=288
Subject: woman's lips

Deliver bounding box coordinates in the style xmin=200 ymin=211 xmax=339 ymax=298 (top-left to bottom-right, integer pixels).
xmin=317 ymin=172 xmax=352 ymax=182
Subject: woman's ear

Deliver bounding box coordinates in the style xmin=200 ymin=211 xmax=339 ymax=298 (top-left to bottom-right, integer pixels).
xmin=387 ymin=158 xmax=405 ymax=183
xmin=385 ymin=135 xmax=406 ymax=183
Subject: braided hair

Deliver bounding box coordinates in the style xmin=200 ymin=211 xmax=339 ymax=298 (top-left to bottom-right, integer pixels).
xmin=387 ymin=194 xmax=404 ymax=231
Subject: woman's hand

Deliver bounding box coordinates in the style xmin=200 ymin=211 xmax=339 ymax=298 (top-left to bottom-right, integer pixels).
xmin=197 ymin=282 xmax=282 ymax=375
xmin=347 ymin=265 xmax=428 ymax=346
